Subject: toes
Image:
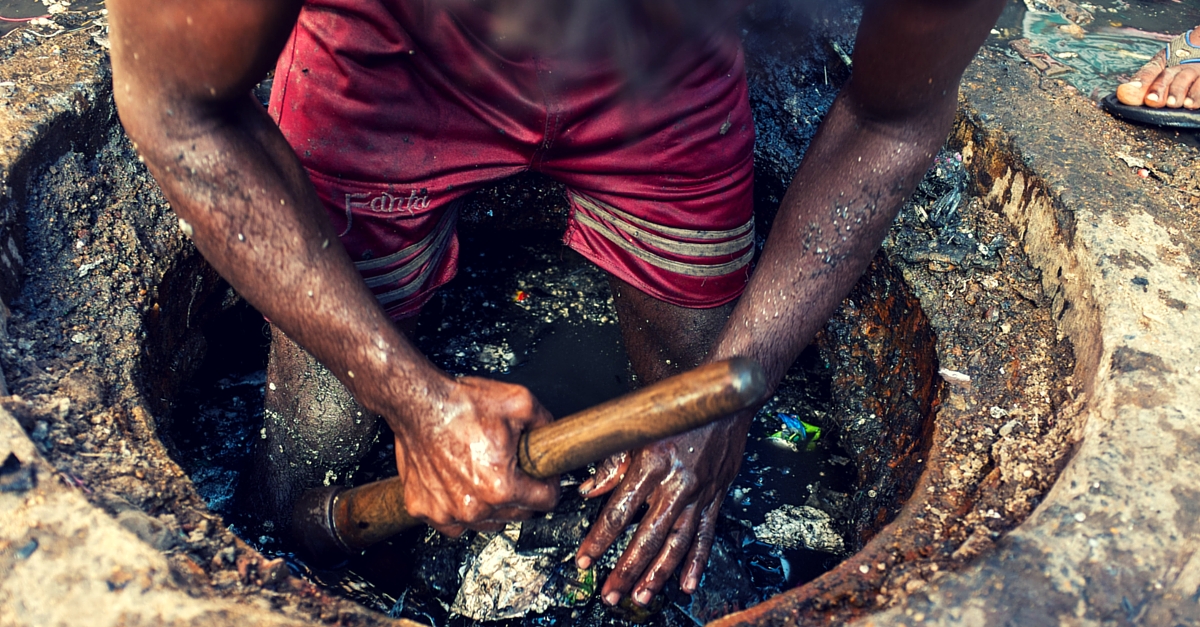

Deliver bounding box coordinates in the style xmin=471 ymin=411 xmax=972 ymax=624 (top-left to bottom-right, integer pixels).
xmin=1146 ymin=65 xmax=1183 ymax=108
xmin=1167 ymin=67 xmax=1200 ymax=108
xmin=1116 ymin=81 xmax=1148 ymax=106
xmin=1119 ymin=50 xmax=1168 ymax=106
xmin=1188 ymin=71 xmax=1200 ymax=109
xmin=1135 ymin=49 xmax=1169 ymax=82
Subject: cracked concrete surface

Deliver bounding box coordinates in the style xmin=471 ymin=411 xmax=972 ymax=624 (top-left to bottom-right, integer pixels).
xmin=0 ymin=405 xmax=347 ymax=627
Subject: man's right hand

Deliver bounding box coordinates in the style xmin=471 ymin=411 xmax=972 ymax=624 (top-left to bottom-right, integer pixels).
xmin=389 ymin=376 xmax=560 ymax=536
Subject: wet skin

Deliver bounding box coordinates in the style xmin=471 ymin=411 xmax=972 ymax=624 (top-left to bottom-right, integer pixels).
xmin=1117 ymin=27 xmax=1200 ymax=109
xmin=107 ymin=0 xmax=1005 ymax=608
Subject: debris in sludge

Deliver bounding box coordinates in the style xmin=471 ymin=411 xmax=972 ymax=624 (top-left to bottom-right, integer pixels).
xmin=451 ymin=526 xmax=582 ymax=621
xmin=767 ymin=413 xmax=822 ymax=452
xmin=0 ymin=452 xmax=35 ymax=492
xmin=177 ymin=232 xmax=860 ymax=625
xmin=753 ymin=505 xmax=845 ymax=555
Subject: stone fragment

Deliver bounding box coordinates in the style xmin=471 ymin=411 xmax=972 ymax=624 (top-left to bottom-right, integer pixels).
xmin=0 ymin=452 xmax=35 ymax=492
xmin=258 ymin=558 xmax=291 ymax=587
xmin=116 ymin=509 xmax=179 ymax=551
xmin=450 ymin=532 xmax=559 ymax=621
xmin=754 ymin=505 xmax=845 ymax=554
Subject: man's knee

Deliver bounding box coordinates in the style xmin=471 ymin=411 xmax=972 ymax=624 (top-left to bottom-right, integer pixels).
xmin=243 ymin=327 xmax=381 ymax=519
xmin=609 ymin=276 xmax=735 ymax=382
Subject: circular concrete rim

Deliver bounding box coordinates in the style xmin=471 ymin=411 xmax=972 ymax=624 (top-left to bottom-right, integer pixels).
xmin=714 ymin=49 xmax=1200 ymax=625
xmin=1 ymin=33 xmax=1197 ymax=627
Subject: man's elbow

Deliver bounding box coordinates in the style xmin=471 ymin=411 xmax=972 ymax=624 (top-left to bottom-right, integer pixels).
xmin=840 ymin=81 xmax=960 ymax=139
xmin=111 ymin=70 xmax=236 ymax=166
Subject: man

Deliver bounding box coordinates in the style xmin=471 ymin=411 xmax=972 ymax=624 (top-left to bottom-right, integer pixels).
xmin=107 ymin=0 xmax=1005 ymax=609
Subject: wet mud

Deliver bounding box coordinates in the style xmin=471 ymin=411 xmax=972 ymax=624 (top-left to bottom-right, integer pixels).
xmin=0 ymin=118 xmax=1074 ymax=624
xmin=0 ymin=1 xmax=105 ymax=43
xmin=717 ymin=139 xmax=1080 ymax=627
xmin=991 ymin=0 xmax=1200 ymax=125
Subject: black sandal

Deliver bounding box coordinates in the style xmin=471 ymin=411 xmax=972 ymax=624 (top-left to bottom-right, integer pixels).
xmin=1102 ymin=93 xmax=1200 ymax=129
xmin=1102 ymin=30 xmax=1200 ymax=129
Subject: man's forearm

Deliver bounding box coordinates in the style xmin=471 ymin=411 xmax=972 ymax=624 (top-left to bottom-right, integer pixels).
xmin=712 ymin=90 xmax=953 ymax=387
xmin=713 ymin=0 xmax=1006 ymax=389
xmin=121 ymin=93 xmax=446 ymax=429
xmin=108 ymin=0 xmax=448 ymax=433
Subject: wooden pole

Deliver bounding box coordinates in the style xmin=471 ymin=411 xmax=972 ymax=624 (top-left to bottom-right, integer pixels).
xmin=291 ymin=358 xmax=766 ymax=563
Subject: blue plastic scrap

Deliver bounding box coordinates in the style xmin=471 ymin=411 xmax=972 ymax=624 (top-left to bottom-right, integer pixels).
xmin=768 ymin=413 xmax=822 ymax=452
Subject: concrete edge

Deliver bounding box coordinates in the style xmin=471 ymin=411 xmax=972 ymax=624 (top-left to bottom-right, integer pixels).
xmin=0 ymin=403 xmax=351 ymax=627
xmin=858 ymin=50 xmax=1200 ymax=625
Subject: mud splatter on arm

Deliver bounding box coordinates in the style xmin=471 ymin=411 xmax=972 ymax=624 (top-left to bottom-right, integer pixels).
xmin=713 ymin=0 xmax=1008 ymax=389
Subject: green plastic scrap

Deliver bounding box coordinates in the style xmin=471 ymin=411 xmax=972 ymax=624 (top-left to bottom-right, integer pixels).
xmin=554 ymin=563 xmax=596 ymax=606
xmin=768 ymin=413 xmax=822 ymax=452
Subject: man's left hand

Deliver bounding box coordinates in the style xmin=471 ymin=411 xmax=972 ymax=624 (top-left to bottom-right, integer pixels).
xmin=573 ymin=411 xmax=752 ymax=606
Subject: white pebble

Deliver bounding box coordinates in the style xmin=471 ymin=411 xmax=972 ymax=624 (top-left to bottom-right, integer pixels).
xmin=938 ymin=368 xmax=971 ymax=384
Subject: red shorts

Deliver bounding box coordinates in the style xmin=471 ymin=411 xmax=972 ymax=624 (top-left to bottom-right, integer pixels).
xmin=269 ymin=1 xmax=756 ymax=319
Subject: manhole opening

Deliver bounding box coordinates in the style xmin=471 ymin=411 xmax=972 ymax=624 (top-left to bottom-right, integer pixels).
xmin=155 ymin=204 xmax=938 ymax=625
xmin=0 ymin=21 xmax=1082 ymax=624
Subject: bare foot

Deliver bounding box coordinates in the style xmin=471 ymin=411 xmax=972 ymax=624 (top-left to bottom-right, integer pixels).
xmin=1117 ymin=28 xmax=1200 ymax=110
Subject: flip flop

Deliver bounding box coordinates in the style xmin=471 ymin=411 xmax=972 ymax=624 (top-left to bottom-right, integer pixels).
xmin=1102 ymin=93 xmax=1200 ymax=130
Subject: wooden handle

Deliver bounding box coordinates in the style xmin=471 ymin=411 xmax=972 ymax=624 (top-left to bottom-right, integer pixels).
xmin=292 ymin=358 xmax=767 ymax=559
xmin=516 ymin=357 xmax=767 ymax=478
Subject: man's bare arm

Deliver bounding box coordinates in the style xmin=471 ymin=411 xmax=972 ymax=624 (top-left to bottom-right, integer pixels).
xmin=578 ymin=0 xmax=1007 ymax=605
xmin=714 ymin=0 xmax=1007 ymax=383
xmin=109 ymin=0 xmax=413 ymax=403
xmin=108 ymin=0 xmax=558 ymax=533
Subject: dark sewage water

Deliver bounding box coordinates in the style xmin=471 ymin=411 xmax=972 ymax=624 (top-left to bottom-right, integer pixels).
xmin=169 ymin=229 xmax=858 ymax=627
